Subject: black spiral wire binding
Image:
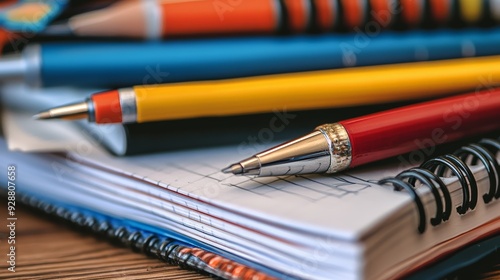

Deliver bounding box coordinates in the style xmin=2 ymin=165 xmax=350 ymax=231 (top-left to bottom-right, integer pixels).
xmin=18 ymin=195 xmax=178 ymax=263
xmin=408 ymin=168 xmax=453 ymax=222
xmin=378 ymin=177 xmax=427 ymax=233
xmin=455 ymin=143 xmax=499 ymax=203
xmin=397 ymin=169 xmax=444 ymax=226
xmin=378 ymin=137 xmax=499 ymax=234
xmin=422 ymin=154 xmax=478 ymax=214
xmin=478 ymin=138 xmax=500 ymax=199
xmin=17 ymin=194 xmax=277 ymax=280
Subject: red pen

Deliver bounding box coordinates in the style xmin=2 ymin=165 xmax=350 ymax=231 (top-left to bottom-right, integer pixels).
xmin=222 ymin=89 xmax=500 ymax=177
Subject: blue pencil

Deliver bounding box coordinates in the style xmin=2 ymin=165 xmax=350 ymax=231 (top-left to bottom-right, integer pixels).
xmin=2 ymin=27 xmax=500 ymax=88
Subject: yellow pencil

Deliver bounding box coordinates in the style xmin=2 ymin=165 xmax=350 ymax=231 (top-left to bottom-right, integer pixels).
xmin=35 ymin=55 xmax=500 ymax=124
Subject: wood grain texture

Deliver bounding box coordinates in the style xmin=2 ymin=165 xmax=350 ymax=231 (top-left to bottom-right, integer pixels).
xmin=0 ymin=207 xmax=210 ymax=279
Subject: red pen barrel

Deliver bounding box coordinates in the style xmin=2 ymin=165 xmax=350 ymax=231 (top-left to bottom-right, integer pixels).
xmin=340 ymin=89 xmax=500 ymax=167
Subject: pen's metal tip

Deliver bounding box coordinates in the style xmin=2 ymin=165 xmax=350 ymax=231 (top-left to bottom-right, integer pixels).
xmin=32 ymin=111 xmax=52 ymax=120
xmin=33 ymin=102 xmax=89 ymax=121
xmin=222 ymin=164 xmax=244 ymax=175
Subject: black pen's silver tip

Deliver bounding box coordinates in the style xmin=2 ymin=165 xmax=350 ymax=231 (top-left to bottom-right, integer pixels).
xmin=222 ymin=164 xmax=244 ymax=175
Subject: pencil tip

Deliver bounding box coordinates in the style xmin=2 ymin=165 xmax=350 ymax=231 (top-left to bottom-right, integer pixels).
xmin=222 ymin=164 xmax=243 ymax=175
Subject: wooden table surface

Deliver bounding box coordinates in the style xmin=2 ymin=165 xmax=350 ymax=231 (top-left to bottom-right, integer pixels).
xmin=0 ymin=207 xmax=498 ymax=280
xmin=0 ymin=207 xmax=210 ymax=280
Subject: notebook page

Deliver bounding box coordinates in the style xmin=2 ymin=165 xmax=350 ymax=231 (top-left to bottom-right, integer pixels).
xmin=49 ymin=143 xmax=500 ymax=280
xmin=69 ymin=143 xmax=415 ymax=240
xmin=0 ymin=141 xmax=364 ymax=279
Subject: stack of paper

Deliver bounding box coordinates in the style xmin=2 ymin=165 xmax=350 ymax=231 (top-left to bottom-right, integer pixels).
xmin=1 ymin=104 xmax=498 ymax=279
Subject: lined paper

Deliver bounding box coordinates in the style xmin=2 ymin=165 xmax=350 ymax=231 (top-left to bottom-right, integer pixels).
xmin=67 ymin=143 xmax=414 ymax=239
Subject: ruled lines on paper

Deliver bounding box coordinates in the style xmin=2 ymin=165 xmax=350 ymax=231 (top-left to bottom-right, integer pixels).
xmin=136 ymin=160 xmax=375 ymax=204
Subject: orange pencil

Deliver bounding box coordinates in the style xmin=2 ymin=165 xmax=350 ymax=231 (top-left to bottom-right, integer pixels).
xmin=45 ymin=0 xmax=338 ymax=39
xmin=47 ymin=0 xmax=495 ymax=39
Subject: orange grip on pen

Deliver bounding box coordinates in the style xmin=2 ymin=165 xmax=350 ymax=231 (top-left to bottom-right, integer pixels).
xmin=92 ymin=90 xmax=122 ymax=124
xmin=160 ymin=0 xmax=278 ymax=36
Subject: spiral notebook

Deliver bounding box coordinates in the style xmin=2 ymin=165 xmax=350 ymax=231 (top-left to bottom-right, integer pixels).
xmin=1 ymin=132 xmax=499 ymax=280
